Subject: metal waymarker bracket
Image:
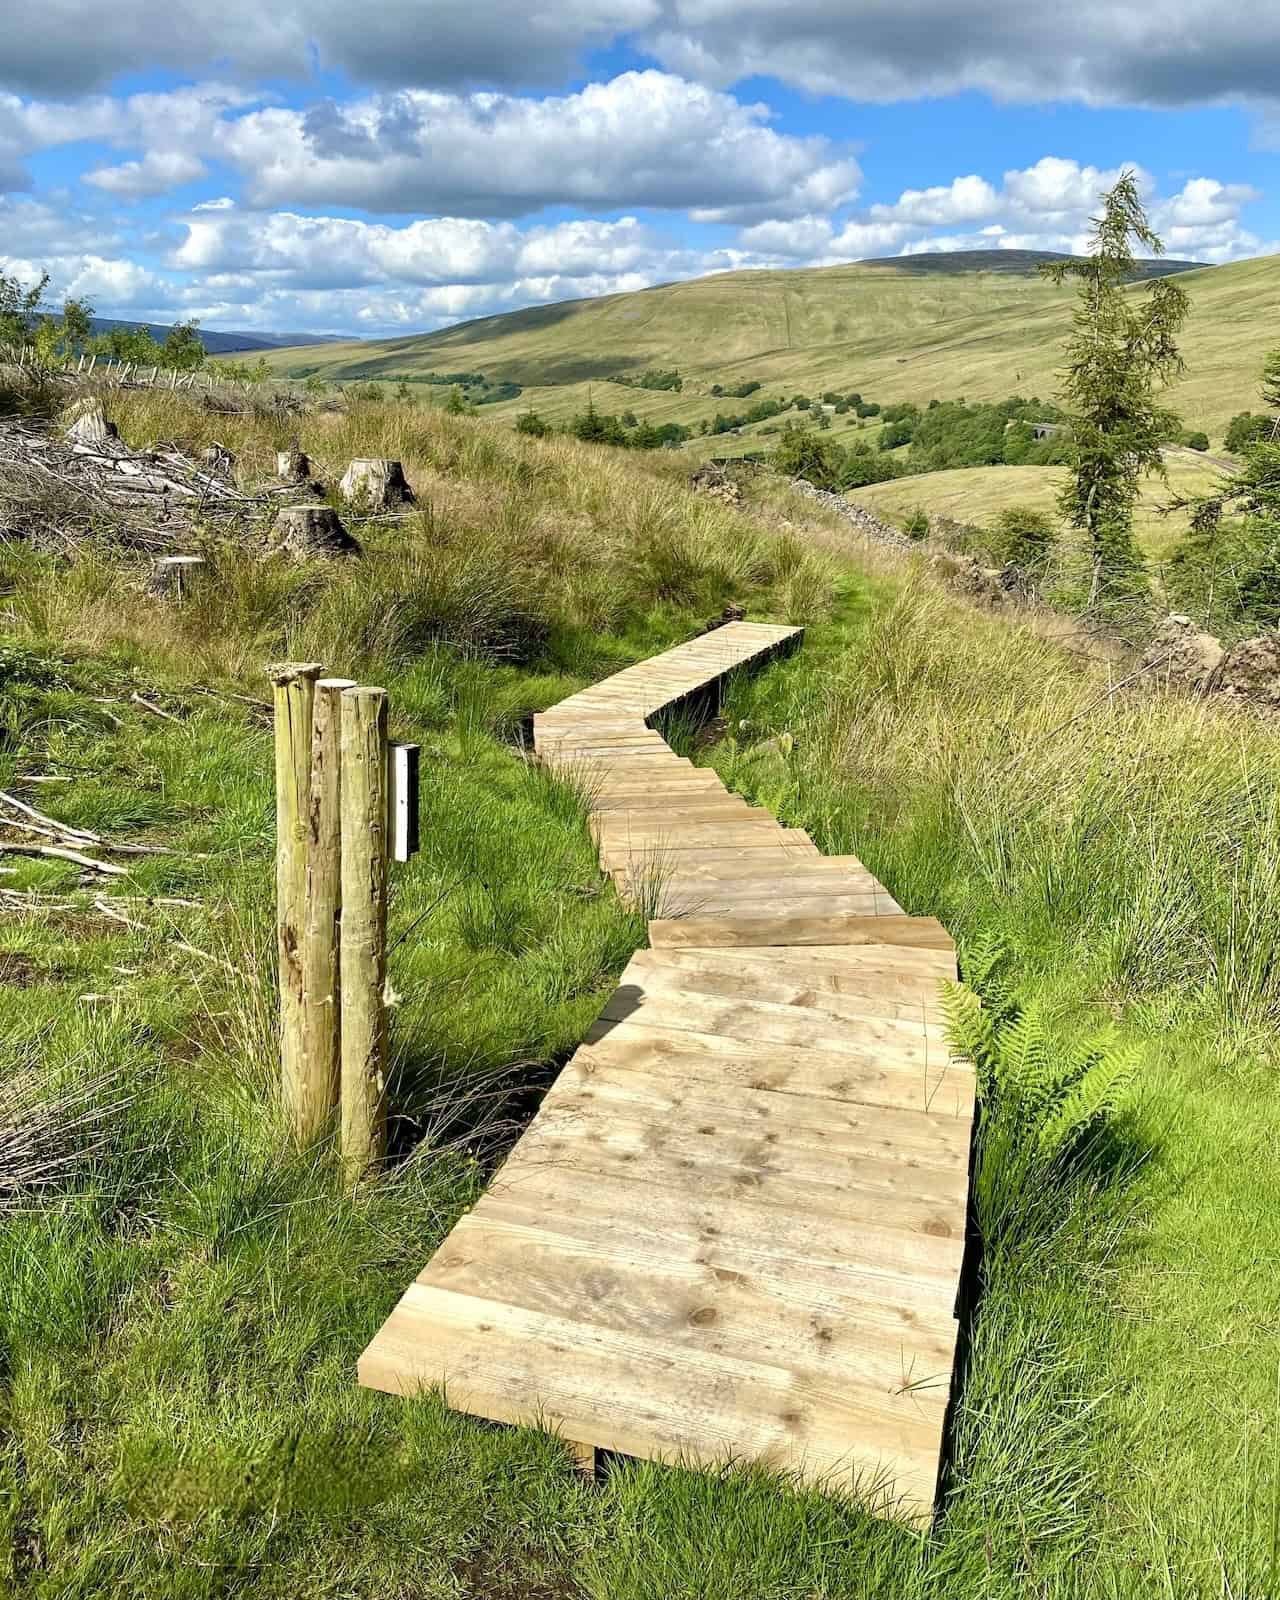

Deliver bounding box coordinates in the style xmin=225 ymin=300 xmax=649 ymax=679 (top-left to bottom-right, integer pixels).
xmin=389 ymin=743 xmax=421 ymax=862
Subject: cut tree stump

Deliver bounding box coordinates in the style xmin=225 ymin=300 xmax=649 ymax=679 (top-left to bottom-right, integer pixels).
xmin=62 ymin=398 xmax=118 ymax=446
xmin=146 ymin=555 xmax=206 ymax=599
xmin=272 ymin=505 xmax=361 ymax=559
xmin=338 ymin=458 xmax=415 ymax=509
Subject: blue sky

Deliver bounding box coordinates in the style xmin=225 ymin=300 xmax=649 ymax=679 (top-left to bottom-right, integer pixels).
xmin=1 ymin=1 xmax=1277 ymax=336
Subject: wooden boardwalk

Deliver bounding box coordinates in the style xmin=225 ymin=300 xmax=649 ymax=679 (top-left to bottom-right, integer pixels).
xmin=359 ymin=622 xmax=975 ymax=1522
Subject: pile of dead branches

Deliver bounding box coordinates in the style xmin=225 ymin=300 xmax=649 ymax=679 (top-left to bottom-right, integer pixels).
xmin=0 ymin=413 xmax=309 ymax=552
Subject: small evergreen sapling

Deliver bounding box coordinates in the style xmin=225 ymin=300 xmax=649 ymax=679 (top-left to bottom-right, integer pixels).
xmin=1043 ymin=172 xmax=1190 ymax=606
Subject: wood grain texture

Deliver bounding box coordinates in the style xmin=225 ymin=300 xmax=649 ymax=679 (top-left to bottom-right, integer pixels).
xmin=269 ymin=661 xmax=323 ymax=1142
xmin=359 ymin=623 xmax=972 ymax=1526
xmin=339 ymin=686 xmax=389 ymax=1178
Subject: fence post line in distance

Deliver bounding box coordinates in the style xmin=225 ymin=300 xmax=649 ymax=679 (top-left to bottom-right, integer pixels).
xmin=340 ymin=685 xmax=390 ymax=1179
xmin=269 ymin=661 xmax=324 ymax=1140
xmin=301 ymin=676 xmax=356 ymax=1139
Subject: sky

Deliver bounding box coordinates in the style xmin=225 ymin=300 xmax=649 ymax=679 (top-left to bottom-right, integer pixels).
xmin=1 ymin=2 xmax=1278 ymax=338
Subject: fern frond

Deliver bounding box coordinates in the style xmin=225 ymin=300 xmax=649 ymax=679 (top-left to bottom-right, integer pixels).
xmin=1036 ymin=1044 xmax=1139 ymax=1159
xmin=940 ymin=980 xmax=995 ymax=1096
xmin=994 ymin=1007 xmax=1051 ymax=1107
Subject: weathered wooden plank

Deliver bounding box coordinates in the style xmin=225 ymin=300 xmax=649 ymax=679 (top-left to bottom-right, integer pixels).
xmin=624 ymin=949 xmax=947 ymax=1023
xmin=462 ymin=1167 xmax=966 ymax=1308
xmin=540 ymin=1060 xmax=971 ymax=1175
xmin=648 ymin=913 xmax=955 ymax=951
xmin=359 ymin=1284 xmax=944 ymax=1520
xmin=576 ymin=1022 xmax=974 ymax=1117
xmin=428 ymin=1212 xmax=958 ymax=1404
xmin=628 ymin=946 xmax=951 ymax=1006
xmin=596 ymin=983 xmax=954 ymax=1065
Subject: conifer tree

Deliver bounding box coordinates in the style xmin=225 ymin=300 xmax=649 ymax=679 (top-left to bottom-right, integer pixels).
xmin=1043 ymin=172 xmax=1190 ymax=604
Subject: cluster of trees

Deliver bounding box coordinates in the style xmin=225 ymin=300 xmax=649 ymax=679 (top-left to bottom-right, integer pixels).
xmin=877 ymin=397 xmax=1073 ymax=471
xmin=514 ymin=399 xmax=690 ymax=451
xmin=0 ymin=269 xmax=207 ymax=372
xmin=770 ymin=425 xmax=899 ymax=491
xmin=822 ymin=390 xmax=880 ymax=417
xmin=710 ymin=379 xmax=760 ymax=398
xmin=617 ymin=368 xmax=683 ymax=392
xmin=706 ymin=395 xmax=791 ymax=434
xmin=417 ymin=371 xmax=523 ymax=406
xmin=1223 ymin=412 xmax=1274 ymax=453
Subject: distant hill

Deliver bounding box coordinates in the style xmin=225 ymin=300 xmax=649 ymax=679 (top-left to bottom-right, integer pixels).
xmin=72 ymin=313 xmax=343 ymax=356
xmin=250 ymin=249 xmax=1277 ymax=444
xmin=855 ymin=247 xmax=1204 ymax=279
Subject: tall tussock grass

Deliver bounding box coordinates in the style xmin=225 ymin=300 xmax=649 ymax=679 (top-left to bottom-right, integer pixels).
xmin=720 ymin=574 xmax=1280 ymax=1049
xmin=13 ymin=394 xmax=834 ymax=682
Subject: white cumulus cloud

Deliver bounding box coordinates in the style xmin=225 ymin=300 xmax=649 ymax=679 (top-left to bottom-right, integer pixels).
xmin=215 ymin=71 xmax=860 ymax=220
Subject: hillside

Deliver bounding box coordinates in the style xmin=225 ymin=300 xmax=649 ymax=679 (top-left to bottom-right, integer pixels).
xmin=849 ymin=454 xmax=1223 ymax=558
xmin=249 ymin=249 xmax=1277 ymax=443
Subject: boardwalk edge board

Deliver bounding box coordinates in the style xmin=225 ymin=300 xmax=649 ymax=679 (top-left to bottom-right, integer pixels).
xmin=359 ymin=621 xmax=974 ymax=1527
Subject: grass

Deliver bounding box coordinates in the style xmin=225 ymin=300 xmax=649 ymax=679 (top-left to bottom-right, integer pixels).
xmin=249 ymin=252 xmax=1280 ymax=445
xmin=0 ymin=392 xmax=1275 ymax=1596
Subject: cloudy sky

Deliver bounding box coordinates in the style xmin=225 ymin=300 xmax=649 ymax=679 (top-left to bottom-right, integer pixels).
xmin=2 ymin=2 xmax=1278 ymax=337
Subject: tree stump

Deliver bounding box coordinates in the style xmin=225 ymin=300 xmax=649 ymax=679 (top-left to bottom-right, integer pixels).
xmin=147 ymin=555 xmax=206 ymax=599
xmin=62 ymin=397 xmax=118 ymax=446
xmin=271 ymin=505 xmax=361 ymax=558
xmin=276 ymin=448 xmax=311 ymax=482
xmin=338 ymin=458 xmax=414 ymax=509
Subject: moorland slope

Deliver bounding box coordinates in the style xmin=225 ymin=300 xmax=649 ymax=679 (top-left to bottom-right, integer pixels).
xmin=254 ymin=250 xmax=1280 ymax=444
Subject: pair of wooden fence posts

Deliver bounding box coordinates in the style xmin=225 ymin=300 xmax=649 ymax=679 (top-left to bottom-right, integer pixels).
xmin=270 ymin=663 xmax=419 ymax=1177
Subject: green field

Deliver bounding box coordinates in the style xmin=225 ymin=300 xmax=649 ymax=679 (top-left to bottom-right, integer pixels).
xmin=2 ymin=390 xmax=1276 ymax=1597
xmin=252 ymin=251 xmax=1280 ymax=446
xmin=849 ymin=455 xmax=1225 ymax=558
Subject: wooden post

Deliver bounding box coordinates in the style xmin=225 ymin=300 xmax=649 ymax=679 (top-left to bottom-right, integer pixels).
xmin=340 ymin=686 xmax=389 ymax=1177
xmin=269 ymin=661 xmax=323 ymax=1139
xmin=300 ymin=677 xmax=355 ymax=1139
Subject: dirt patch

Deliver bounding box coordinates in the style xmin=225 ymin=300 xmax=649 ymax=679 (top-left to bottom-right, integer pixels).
xmin=0 ymin=952 xmax=43 ymax=987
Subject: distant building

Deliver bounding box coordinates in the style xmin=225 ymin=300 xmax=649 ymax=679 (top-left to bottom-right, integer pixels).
xmin=1030 ymin=422 xmax=1062 ymax=440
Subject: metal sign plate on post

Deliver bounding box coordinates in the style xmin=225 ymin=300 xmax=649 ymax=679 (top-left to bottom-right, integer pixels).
xmin=389 ymin=743 xmax=420 ymax=861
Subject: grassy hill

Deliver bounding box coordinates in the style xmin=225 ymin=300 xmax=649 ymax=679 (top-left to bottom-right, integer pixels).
xmin=252 ymin=250 xmax=1280 ymax=445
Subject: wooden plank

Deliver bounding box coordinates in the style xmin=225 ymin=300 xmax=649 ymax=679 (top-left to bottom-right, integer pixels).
xmin=647 ymin=863 xmax=887 ymax=890
xmin=624 ymin=949 xmax=946 ymax=1023
xmin=628 ymin=946 xmax=951 ymax=1005
xmin=648 ymin=914 xmax=955 ymax=951
xmin=595 ymin=986 xmax=949 ymax=1066
xmin=652 ymin=890 xmax=887 ymax=919
xmin=461 ymin=1166 xmax=965 ymax=1313
xmin=540 ymin=1060 xmax=971 ymax=1175
xmin=359 ymin=1284 xmax=943 ymax=1521
xmin=576 ymin=1023 xmax=974 ymax=1118
xmin=427 ymin=1213 xmax=958 ymax=1405
xmin=496 ymin=1110 xmax=971 ymax=1225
